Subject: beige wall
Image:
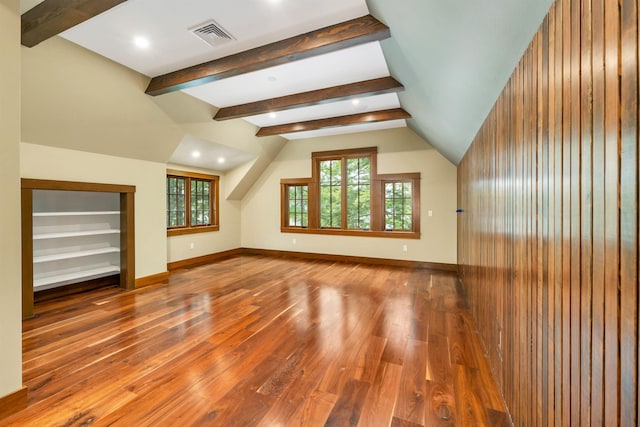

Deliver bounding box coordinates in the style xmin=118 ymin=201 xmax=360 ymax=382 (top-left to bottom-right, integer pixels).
xmin=21 ymin=143 xmax=167 ymax=278
xmin=241 ymin=128 xmax=458 ymax=264
xmin=0 ymin=0 xmax=23 ymax=399
xmin=166 ymin=164 xmax=241 ymax=263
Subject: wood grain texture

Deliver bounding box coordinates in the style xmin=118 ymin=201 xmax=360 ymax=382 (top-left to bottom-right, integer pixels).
xmin=145 ymin=15 xmax=390 ymax=96
xmin=240 ymin=247 xmax=457 ymax=272
xmin=0 ymin=256 xmax=509 ymax=426
xmin=134 ymin=271 xmax=169 ymax=288
xmin=0 ymin=387 xmax=28 ymax=421
xmin=167 ymin=248 xmax=244 ymax=271
xmin=21 ymin=0 xmax=126 ymax=47
xmin=20 ymin=188 xmax=34 ymax=319
xmin=457 ymin=0 xmax=640 ymax=424
xmin=20 ymin=179 xmax=136 ymax=318
xmin=214 ymin=76 xmax=404 ymax=121
xmin=255 ymin=108 xmax=411 ymax=137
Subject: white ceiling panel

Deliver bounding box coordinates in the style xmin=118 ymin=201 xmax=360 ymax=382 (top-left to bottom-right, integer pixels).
xmin=245 ymin=93 xmax=401 ymax=127
xmin=60 ymin=0 xmax=369 ymax=77
xmin=169 ymin=134 xmax=255 ymax=172
xmin=182 ymin=42 xmax=390 ymax=108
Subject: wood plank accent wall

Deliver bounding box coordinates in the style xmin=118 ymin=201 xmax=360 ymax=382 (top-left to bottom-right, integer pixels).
xmin=457 ymin=0 xmax=639 ymax=425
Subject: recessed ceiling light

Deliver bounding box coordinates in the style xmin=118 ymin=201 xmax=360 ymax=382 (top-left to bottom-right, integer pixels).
xmin=218 ymin=157 xmax=226 ymax=164
xmin=133 ymin=36 xmax=150 ymax=49
xmin=192 ymin=151 xmax=201 ymax=158
xmin=269 ymin=112 xmax=277 ymax=119
xmin=352 ymin=99 xmax=361 ymax=105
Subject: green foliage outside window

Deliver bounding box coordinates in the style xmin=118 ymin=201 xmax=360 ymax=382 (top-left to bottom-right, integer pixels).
xmin=319 ymin=159 xmax=342 ymax=228
xmin=191 ymin=179 xmax=211 ymax=226
xmin=346 ymin=157 xmax=371 ymax=229
xmin=288 ymin=185 xmax=308 ymax=227
xmin=167 ymin=176 xmax=186 ymax=227
xmin=384 ymin=182 xmax=413 ymax=231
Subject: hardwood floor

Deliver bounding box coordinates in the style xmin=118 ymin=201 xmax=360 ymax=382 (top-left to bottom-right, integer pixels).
xmin=2 ymin=255 xmax=511 ymax=426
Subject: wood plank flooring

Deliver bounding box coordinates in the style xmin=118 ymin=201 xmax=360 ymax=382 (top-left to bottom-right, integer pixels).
xmin=2 ymin=255 xmax=510 ymax=426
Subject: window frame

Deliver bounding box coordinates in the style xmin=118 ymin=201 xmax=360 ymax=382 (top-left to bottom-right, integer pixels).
xmin=166 ymin=169 xmax=219 ymax=236
xmin=280 ymin=147 xmax=420 ymax=239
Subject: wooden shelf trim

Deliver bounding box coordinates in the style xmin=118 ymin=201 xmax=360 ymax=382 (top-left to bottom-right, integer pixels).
xmin=145 ymin=15 xmax=390 ymax=96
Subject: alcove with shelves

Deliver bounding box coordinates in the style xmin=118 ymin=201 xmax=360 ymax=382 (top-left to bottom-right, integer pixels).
xmin=22 ymin=179 xmax=135 ymax=319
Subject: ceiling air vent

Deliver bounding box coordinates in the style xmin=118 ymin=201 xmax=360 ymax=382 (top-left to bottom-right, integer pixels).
xmin=190 ymin=20 xmax=235 ymax=47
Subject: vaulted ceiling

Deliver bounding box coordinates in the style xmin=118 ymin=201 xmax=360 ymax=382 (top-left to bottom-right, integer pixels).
xmin=19 ymin=0 xmax=553 ymax=166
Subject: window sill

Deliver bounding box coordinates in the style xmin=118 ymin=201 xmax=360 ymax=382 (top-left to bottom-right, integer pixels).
xmin=167 ymin=225 xmax=219 ymax=237
xmin=281 ymin=227 xmax=420 ymax=239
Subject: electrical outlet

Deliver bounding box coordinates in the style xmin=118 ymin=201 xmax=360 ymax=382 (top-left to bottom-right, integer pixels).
xmin=402 ymin=244 xmax=408 ymax=252
xmin=292 ymin=238 xmax=297 ymax=245
xmin=190 ymin=242 xmax=194 ymax=249
xmin=428 ymin=210 xmax=433 ymax=217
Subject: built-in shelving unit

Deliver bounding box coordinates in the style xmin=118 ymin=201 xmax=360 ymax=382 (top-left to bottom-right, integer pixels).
xmin=31 ymin=190 xmax=121 ymax=292
xmin=21 ymin=179 xmax=136 ymax=319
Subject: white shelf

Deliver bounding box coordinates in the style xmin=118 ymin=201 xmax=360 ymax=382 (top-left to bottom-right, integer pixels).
xmin=33 ymin=211 xmax=120 ymax=217
xmin=34 ymin=266 xmax=121 ymax=291
xmin=33 ymin=247 xmax=120 ymax=263
xmin=33 ymin=229 xmax=120 ymax=240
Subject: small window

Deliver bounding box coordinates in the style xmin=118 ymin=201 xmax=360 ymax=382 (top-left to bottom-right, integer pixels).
xmin=287 ymin=184 xmax=308 ymax=227
xmin=167 ymin=169 xmax=219 ymax=236
xmin=167 ymin=176 xmax=186 ymax=227
xmin=384 ymin=181 xmax=414 ymax=231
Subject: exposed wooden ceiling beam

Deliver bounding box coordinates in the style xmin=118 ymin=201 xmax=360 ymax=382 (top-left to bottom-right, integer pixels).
xmin=21 ymin=0 xmax=127 ymax=48
xmin=214 ymin=77 xmax=404 ymax=121
xmin=255 ymin=108 xmax=411 ymax=137
xmin=146 ymin=15 xmax=390 ymax=96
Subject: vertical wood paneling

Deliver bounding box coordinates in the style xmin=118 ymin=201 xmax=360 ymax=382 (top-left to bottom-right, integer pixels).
xmin=620 ymin=1 xmax=639 ymax=427
xmin=579 ymin=1 xmax=594 ymax=426
xmin=457 ymin=0 xmax=640 ymax=424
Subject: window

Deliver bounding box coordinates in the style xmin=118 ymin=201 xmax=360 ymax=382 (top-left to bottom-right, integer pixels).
xmin=167 ymin=169 xmax=219 ymax=236
xmin=284 ymin=183 xmax=309 ymax=228
xmin=281 ymin=147 xmax=420 ymax=238
xmin=384 ymin=180 xmax=415 ymax=231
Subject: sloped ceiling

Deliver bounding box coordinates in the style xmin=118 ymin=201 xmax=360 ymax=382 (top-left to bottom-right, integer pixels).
xmin=20 ymin=36 xmax=286 ymax=199
xmin=20 ymin=0 xmax=555 ymax=169
xmin=367 ymin=0 xmax=554 ymax=163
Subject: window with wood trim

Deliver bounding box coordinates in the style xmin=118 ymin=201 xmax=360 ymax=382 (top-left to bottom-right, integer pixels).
xmin=283 ymin=183 xmax=309 ymax=228
xmin=281 ymin=147 xmax=420 ymax=238
xmin=166 ymin=169 xmax=219 ymax=236
xmin=384 ymin=180 xmax=417 ymax=231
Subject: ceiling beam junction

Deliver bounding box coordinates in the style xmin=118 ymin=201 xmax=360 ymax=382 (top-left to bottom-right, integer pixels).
xmin=214 ymin=76 xmax=404 ymax=121
xmin=21 ymin=0 xmax=127 ymax=48
xmin=145 ymin=14 xmax=390 ymax=96
xmin=255 ymin=108 xmax=411 ymax=137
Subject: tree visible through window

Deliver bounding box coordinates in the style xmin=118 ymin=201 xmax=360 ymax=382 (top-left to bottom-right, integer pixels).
xmin=288 ymin=185 xmax=308 ymax=227
xmin=191 ymin=179 xmax=210 ymax=226
xmin=346 ymin=157 xmax=371 ymax=229
xmin=167 ymin=170 xmax=219 ymax=236
xmin=319 ymin=159 xmax=342 ymax=228
xmin=385 ymin=181 xmax=413 ymax=231
xmin=281 ymin=147 xmax=420 ymax=238
xmin=167 ymin=176 xmax=186 ymax=227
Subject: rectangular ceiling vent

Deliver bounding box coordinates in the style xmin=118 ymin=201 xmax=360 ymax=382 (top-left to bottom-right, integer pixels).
xmin=190 ymin=20 xmax=235 ymax=47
